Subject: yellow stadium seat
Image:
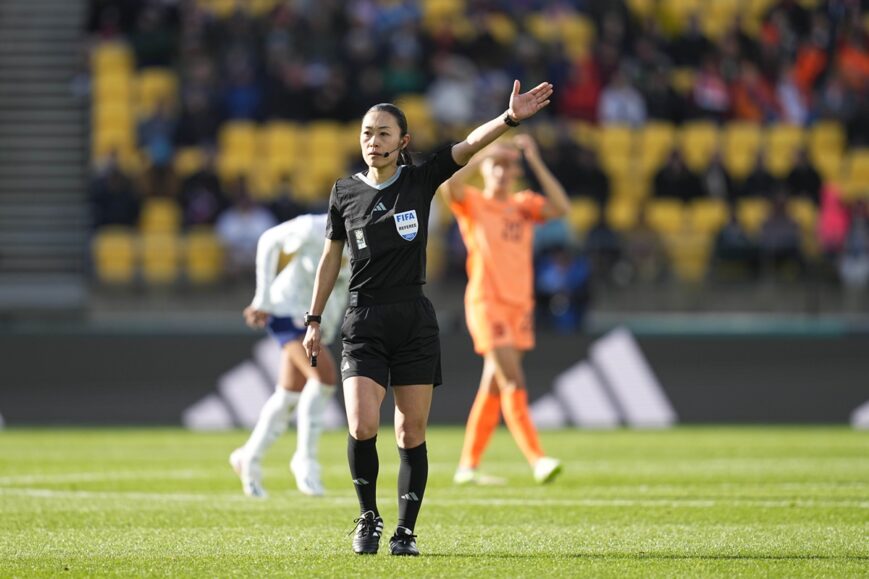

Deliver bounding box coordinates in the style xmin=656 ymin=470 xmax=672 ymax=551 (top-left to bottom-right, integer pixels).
xmin=606 ymin=198 xmax=639 ymax=231
xmin=670 ymin=68 xmax=696 ymax=95
xmin=93 ymin=101 xmax=134 ymax=133
xmin=174 ymin=147 xmax=205 ymax=179
xmin=569 ymin=121 xmax=599 ymax=151
xmin=217 ymin=121 xmax=258 ymax=182
xmin=136 ymin=68 xmax=178 ymax=116
xmin=723 ymin=122 xmax=762 ymax=179
xmin=808 ymin=121 xmax=845 ymax=158
xmin=689 ymin=198 xmax=728 ymax=234
xmin=140 ymin=198 xmax=181 ymax=234
xmin=812 ymin=151 xmax=842 ymax=184
xmin=485 ymin=12 xmax=518 ymax=44
xmin=638 ymin=122 xmax=676 ymax=175
xmin=666 ymin=231 xmax=713 ymax=282
xmin=647 ymin=198 xmax=686 ymax=235
xmin=91 ymin=43 xmax=134 ymax=76
xmin=679 ymin=121 xmax=719 ymax=172
xmin=92 ymin=226 xmax=137 ymax=285
xmin=141 ymin=234 xmax=180 ymax=285
xmin=840 ymin=150 xmax=869 ymax=200
xmin=765 ymin=124 xmax=805 ymax=177
xmin=659 ymin=0 xmax=702 ymax=35
xmin=93 ymin=74 xmax=133 ymax=105
xmin=787 ymin=197 xmax=817 ymax=235
xmin=737 ymin=197 xmax=771 ymax=234
xmin=626 ymin=0 xmax=655 ymax=19
xmin=185 ymin=227 xmax=224 ymax=284
xmin=568 ymin=198 xmax=600 ymax=235
xmin=599 ymin=125 xmax=633 ymax=156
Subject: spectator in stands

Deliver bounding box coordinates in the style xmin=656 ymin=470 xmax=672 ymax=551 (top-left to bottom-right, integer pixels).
xmin=654 ymin=150 xmax=703 ymax=202
xmin=215 ymin=176 xmax=277 ymax=277
xmin=175 ymin=86 xmax=220 ymax=147
xmin=622 ymin=203 xmax=668 ymax=284
xmin=535 ymin=245 xmax=590 ymax=333
xmin=548 ymin=143 xmax=610 ymax=206
xmin=179 ymin=149 xmax=226 ymax=228
xmin=90 ymin=151 xmax=141 ymax=229
xmin=269 ymin=174 xmax=307 ymax=224
xmin=758 ymin=188 xmax=804 ymax=275
xmin=427 ymin=55 xmax=477 ymax=125
xmin=739 ymin=152 xmax=778 ymax=199
xmin=731 ymin=60 xmax=781 ymax=123
xmin=692 ymin=57 xmax=731 ymax=122
xmin=598 ymin=67 xmax=646 ymax=127
xmin=130 ymin=3 xmax=176 ymax=68
xmin=222 ymin=57 xmax=262 ymax=121
xmin=138 ymin=99 xmax=176 ymax=169
xmin=583 ymin=211 xmax=622 ymax=285
xmin=816 ymin=66 xmax=858 ymax=122
xmin=670 ymin=14 xmax=714 ymax=68
xmin=701 ymin=151 xmax=735 ymax=202
xmin=557 ymin=54 xmax=601 ymax=122
xmin=642 ymin=68 xmax=686 ymax=124
xmin=711 ymin=203 xmax=759 ymax=279
xmin=785 ymin=149 xmax=822 ymax=205
xmin=839 ymin=199 xmax=869 ymax=290
xmin=818 ymin=183 xmax=850 ymax=257
xmin=776 ymin=64 xmax=810 ymax=126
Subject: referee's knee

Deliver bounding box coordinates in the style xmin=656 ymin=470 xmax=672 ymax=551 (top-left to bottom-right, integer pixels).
xmin=395 ymin=426 xmax=426 ymax=448
xmin=348 ymin=420 xmax=379 ymax=441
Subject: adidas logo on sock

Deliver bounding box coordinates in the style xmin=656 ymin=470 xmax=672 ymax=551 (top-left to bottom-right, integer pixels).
xmin=342 ymin=360 xmax=351 ymax=371
xmin=353 ymin=478 xmax=369 ymax=486
xmin=400 ymin=492 xmax=419 ymax=502
xmin=371 ymin=201 xmax=387 ymax=214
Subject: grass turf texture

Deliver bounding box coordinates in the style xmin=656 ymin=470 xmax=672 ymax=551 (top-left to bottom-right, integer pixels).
xmin=0 ymin=427 xmax=866 ymax=577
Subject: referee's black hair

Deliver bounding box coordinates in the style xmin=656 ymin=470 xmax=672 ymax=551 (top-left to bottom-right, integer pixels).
xmin=367 ymin=103 xmax=413 ymax=166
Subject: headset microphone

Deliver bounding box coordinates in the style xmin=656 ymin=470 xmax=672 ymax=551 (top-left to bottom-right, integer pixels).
xmin=383 ymin=146 xmax=403 ymax=158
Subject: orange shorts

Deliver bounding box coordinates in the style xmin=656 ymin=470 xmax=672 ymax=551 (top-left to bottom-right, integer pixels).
xmin=465 ymin=298 xmax=535 ymax=355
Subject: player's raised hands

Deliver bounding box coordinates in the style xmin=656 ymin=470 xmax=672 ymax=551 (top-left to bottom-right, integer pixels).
xmin=513 ymin=134 xmax=541 ymax=163
xmin=507 ymin=80 xmax=553 ymax=122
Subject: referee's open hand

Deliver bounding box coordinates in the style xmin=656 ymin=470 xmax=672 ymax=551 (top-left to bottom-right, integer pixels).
xmin=303 ymin=325 xmax=320 ymax=366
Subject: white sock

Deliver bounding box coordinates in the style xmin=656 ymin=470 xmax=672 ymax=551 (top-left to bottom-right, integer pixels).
xmin=243 ymin=386 xmax=301 ymax=462
xmin=294 ymin=379 xmax=336 ymax=463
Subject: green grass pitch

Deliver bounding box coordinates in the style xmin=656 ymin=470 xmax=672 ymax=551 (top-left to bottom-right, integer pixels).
xmin=0 ymin=427 xmax=866 ymax=577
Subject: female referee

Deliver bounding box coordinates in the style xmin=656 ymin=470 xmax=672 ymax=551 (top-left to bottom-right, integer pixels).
xmin=231 ymin=213 xmax=349 ymax=498
xmin=303 ymin=79 xmax=554 ymax=557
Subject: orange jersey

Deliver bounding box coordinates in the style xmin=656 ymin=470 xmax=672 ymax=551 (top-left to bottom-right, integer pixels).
xmin=450 ymin=185 xmax=546 ymax=308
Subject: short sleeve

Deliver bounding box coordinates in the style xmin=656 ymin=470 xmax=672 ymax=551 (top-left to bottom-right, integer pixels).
xmin=416 ymin=144 xmax=462 ymax=200
xmin=325 ymin=181 xmax=346 ymax=240
xmin=515 ymin=191 xmax=547 ymax=223
xmin=449 ymin=185 xmax=478 ymax=218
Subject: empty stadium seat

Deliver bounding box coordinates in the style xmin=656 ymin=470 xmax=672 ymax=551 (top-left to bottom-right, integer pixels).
xmin=217 ymin=121 xmax=258 ymax=182
xmin=140 ymin=198 xmax=181 ymax=234
xmin=136 ymin=68 xmax=179 ymax=116
xmin=689 ymin=198 xmax=728 ymax=234
xmin=638 ymin=122 xmax=676 ymax=175
xmin=568 ymin=198 xmax=600 ymax=236
xmin=91 ymin=42 xmax=134 ymax=76
xmin=737 ymin=198 xmax=771 ymax=234
xmin=765 ymin=124 xmax=805 ymax=177
xmin=606 ymin=197 xmax=639 ymax=231
xmin=174 ymin=147 xmax=205 ymax=179
xmin=679 ymin=122 xmax=719 ymax=172
xmin=723 ymin=122 xmax=762 ymax=179
xmin=185 ymin=227 xmax=224 ymax=284
xmin=141 ymin=234 xmax=180 ymax=285
xmin=92 ymin=226 xmax=137 ymax=285
xmin=647 ymin=198 xmax=686 ymax=236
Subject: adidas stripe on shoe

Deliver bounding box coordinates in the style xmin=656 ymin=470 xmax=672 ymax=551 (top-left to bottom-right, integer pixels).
xmin=349 ymin=510 xmax=383 ymax=555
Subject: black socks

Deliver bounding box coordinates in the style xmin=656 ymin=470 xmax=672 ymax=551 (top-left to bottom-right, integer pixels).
xmin=348 ymin=434 xmax=379 ymax=516
xmin=397 ymin=442 xmax=428 ymax=532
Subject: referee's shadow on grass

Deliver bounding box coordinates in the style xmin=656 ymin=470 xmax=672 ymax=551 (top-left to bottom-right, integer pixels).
xmin=421 ymin=553 xmax=869 ymax=561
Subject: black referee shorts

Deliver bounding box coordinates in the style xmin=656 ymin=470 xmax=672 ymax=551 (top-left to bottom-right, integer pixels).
xmin=340 ymin=289 xmax=441 ymax=388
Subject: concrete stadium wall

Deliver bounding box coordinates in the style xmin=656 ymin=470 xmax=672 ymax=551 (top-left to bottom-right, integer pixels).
xmin=0 ymin=326 xmax=866 ymax=425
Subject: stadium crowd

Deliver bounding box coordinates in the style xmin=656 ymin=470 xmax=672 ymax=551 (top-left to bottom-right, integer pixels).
xmin=85 ymin=0 xmax=869 ymax=319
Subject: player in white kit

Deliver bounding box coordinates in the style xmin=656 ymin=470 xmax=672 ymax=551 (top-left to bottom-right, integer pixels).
xmin=230 ymin=213 xmax=350 ymax=498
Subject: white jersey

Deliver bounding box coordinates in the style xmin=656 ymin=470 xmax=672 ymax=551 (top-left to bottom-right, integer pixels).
xmin=250 ymin=213 xmax=350 ymax=344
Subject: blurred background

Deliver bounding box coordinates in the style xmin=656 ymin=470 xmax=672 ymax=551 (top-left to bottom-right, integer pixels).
xmin=0 ymin=0 xmax=867 ymax=427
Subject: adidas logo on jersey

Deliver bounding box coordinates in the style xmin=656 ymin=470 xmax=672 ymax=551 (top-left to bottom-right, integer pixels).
xmin=371 ymin=201 xmax=388 ymax=214
xmin=400 ymin=492 xmax=420 ymax=502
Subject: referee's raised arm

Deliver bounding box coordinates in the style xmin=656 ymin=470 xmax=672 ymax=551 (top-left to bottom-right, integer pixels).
xmin=450 ymin=80 xmax=553 ymax=166
xmin=303 ymin=238 xmax=344 ymax=361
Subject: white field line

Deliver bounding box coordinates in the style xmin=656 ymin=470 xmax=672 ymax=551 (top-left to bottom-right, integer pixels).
xmin=0 ymin=469 xmax=213 ymax=485
xmin=0 ymin=486 xmax=866 ymax=510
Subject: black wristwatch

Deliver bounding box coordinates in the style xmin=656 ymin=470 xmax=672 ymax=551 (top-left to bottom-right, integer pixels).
xmin=304 ymin=313 xmax=322 ymax=326
xmin=503 ymin=112 xmax=520 ymax=127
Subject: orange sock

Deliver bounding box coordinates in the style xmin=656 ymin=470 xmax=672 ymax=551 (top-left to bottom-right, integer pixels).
xmin=458 ymin=390 xmax=501 ymax=469
xmin=501 ymin=387 xmax=544 ymax=465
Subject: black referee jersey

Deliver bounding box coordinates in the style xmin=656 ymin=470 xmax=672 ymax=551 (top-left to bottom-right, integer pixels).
xmin=325 ymin=145 xmax=461 ymax=290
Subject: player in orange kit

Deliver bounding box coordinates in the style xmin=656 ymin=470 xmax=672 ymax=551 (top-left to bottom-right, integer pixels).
xmin=441 ymin=134 xmax=570 ymax=484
